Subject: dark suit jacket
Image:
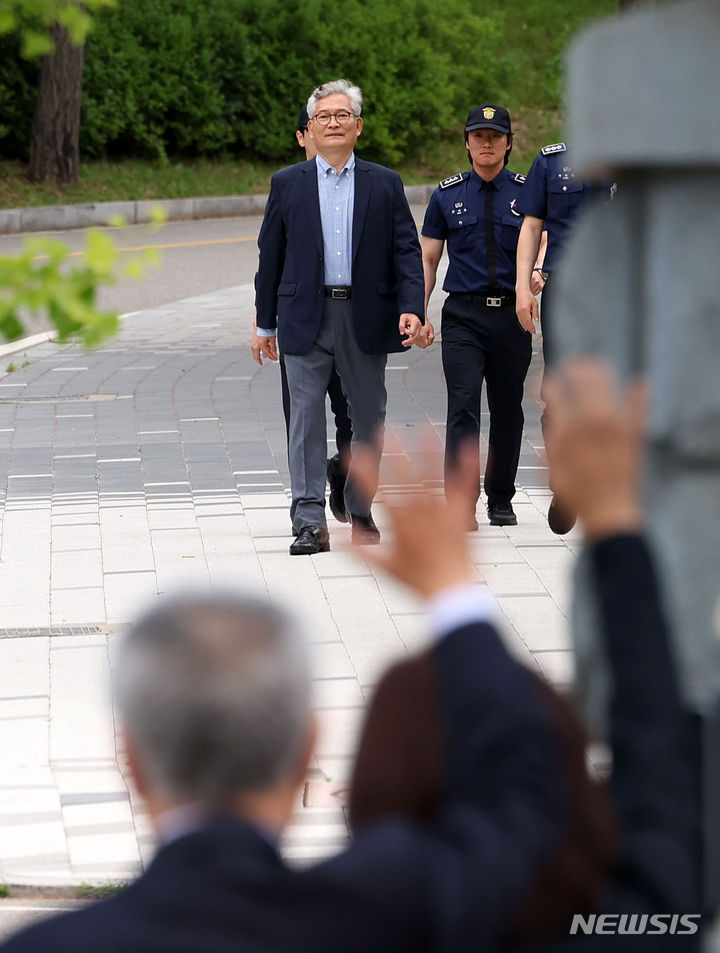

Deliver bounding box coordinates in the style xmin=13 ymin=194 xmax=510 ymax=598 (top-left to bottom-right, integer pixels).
xmin=0 ymin=620 xmax=565 ymax=953
xmin=514 ymin=536 xmax=700 ymax=952
xmin=255 ymin=157 xmax=425 ymax=356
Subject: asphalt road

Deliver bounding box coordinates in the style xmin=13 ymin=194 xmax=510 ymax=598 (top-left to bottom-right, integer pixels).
xmin=0 ymin=205 xmax=430 ymax=339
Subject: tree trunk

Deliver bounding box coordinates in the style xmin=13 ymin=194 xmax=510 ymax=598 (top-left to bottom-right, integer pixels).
xmin=28 ymin=23 xmax=84 ymax=187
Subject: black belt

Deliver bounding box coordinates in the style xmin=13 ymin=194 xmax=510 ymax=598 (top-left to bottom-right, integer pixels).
xmin=323 ymin=286 xmax=352 ymax=300
xmin=450 ymin=291 xmax=515 ymax=308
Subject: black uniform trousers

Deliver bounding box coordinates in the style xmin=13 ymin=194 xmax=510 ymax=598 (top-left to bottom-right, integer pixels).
xmin=441 ymin=293 xmax=532 ymax=507
xmin=539 ymin=271 xmax=557 ymax=369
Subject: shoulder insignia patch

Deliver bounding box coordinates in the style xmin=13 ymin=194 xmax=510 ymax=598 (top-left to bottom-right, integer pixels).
xmin=439 ymin=172 xmax=466 ymax=189
xmin=541 ymin=142 xmax=567 ymax=156
xmin=510 ymin=172 xmax=526 ymax=184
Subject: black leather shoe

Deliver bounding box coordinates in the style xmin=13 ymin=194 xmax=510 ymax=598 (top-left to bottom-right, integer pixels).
xmin=487 ymin=502 xmax=517 ymax=526
xmin=350 ymin=513 xmax=380 ymax=545
xmin=547 ymin=495 xmax=577 ymax=535
xmin=289 ymin=525 xmax=330 ymax=555
xmin=327 ymin=455 xmax=349 ymax=524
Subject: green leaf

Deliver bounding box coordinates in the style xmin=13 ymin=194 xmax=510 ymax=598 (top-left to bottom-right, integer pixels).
xmin=57 ymin=5 xmax=93 ymax=44
xmin=149 ymin=205 xmax=168 ymax=226
xmin=107 ymin=214 xmax=128 ymax=228
xmin=84 ymin=228 xmax=117 ymax=274
xmin=121 ymin=259 xmax=145 ymax=280
xmin=139 ymin=247 xmax=161 ymax=269
xmin=0 ymin=11 xmax=16 ymax=34
xmin=21 ymin=30 xmax=55 ymax=60
xmin=0 ymin=312 xmax=25 ymax=341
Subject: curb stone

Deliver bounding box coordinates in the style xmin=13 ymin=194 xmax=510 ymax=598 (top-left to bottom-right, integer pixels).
xmin=0 ymin=185 xmax=436 ymax=236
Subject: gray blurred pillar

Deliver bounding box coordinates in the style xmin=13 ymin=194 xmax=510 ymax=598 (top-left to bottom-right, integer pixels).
xmin=552 ymin=0 xmax=720 ymax=910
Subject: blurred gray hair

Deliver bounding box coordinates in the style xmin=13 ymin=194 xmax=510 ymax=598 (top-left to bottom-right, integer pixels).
xmin=115 ymin=593 xmax=312 ymax=809
xmin=307 ymin=79 xmax=363 ymax=119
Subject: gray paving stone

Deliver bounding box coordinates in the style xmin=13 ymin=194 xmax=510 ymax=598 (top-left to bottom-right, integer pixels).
xmin=0 ymin=282 xmax=578 ymax=885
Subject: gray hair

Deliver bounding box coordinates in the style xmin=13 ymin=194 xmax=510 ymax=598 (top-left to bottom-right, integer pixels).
xmin=307 ymin=79 xmax=363 ymax=119
xmin=114 ymin=592 xmax=312 ymax=809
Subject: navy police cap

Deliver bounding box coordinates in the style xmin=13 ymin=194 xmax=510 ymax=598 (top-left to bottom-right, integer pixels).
xmin=465 ymin=104 xmax=512 ymax=135
xmin=298 ymin=105 xmax=309 ymax=133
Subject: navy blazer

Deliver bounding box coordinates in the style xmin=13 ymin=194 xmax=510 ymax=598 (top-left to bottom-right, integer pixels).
xmin=0 ymin=620 xmax=565 ymax=953
xmin=255 ymin=157 xmax=425 ymax=356
xmin=513 ymin=537 xmax=700 ymax=953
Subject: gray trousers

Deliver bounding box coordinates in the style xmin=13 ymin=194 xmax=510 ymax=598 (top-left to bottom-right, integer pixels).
xmin=284 ymin=298 xmax=387 ymax=531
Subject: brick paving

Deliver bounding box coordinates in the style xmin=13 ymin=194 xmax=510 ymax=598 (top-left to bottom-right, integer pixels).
xmin=0 ymin=281 xmax=581 ymax=887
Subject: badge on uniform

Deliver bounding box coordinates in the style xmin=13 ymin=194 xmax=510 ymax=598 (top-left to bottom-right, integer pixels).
xmin=483 ymin=107 xmax=496 ymax=120
xmin=509 ymin=199 xmax=521 ymax=217
xmin=439 ymin=173 xmax=465 ymax=190
xmin=541 ymin=142 xmax=567 ymax=156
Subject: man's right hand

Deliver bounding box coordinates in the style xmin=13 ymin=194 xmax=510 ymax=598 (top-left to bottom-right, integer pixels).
xmin=349 ymin=435 xmax=476 ymax=599
xmin=544 ymin=360 xmax=647 ymax=541
xmin=254 ymin=335 xmax=279 ymax=363
xmin=515 ymin=287 xmax=539 ymax=334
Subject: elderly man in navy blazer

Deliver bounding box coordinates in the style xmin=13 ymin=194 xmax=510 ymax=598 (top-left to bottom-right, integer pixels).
xmin=255 ymin=78 xmax=425 ymax=555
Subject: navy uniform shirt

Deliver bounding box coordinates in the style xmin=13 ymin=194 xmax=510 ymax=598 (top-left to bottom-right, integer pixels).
xmin=517 ymin=142 xmax=615 ymax=274
xmin=422 ymin=167 xmax=526 ymax=294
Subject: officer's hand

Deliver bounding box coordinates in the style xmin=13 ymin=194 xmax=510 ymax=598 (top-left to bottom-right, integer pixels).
xmin=399 ymin=313 xmax=422 ymax=347
xmin=516 ymin=289 xmax=539 ymax=334
xmin=258 ymin=335 xmax=279 ymax=362
xmin=530 ymin=271 xmax=546 ymax=296
xmin=416 ymin=319 xmax=435 ymax=349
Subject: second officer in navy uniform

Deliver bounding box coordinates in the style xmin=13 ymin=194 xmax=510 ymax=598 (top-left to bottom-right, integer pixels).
xmin=422 ymin=104 xmax=530 ymax=529
xmin=515 ymin=142 xmax=616 ymax=534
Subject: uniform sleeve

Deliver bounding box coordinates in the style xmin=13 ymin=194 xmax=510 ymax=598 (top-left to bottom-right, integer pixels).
xmin=516 ymin=153 xmax=548 ymax=220
xmin=421 ymin=189 xmax=449 ymax=240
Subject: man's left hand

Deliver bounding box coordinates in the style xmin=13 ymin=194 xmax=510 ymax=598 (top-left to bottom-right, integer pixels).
xmin=416 ymin=319 xmax=435 ymax=349
xmin=399 ymin=313 xmax=423 ymax=347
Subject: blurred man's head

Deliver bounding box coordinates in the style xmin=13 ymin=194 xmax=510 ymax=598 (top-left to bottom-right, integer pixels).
xmin=115 ymin=593 xmax=314 ymax=830
xmin=296 ymin=105 xmax=317 ymax=160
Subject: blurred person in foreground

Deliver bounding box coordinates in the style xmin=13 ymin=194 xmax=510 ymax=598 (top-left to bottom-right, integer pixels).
xmin=0 ymin=439 xmax=567 ymax=946
xmin=351 ymin=361 xmax=700 ymax=949
xmin=250 ymin=106 xmax=354 ymax=525
xmin=0 ymin=363 xmax=698 ymax=953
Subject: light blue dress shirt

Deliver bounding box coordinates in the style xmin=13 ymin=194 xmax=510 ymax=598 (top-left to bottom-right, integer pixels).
xmin=256 ymin=153 xmax=357 ymax=338
xmin=316 ymin=152 xmax=355 ymax=286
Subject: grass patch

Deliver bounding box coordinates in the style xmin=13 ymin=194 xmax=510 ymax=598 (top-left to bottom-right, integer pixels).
xmin=0 ymin=158 xmax=278 ymax=209
xmin=0 ymin=884 xmax=8 ymax=898
xmin=76 ymin=882 xmax=128 ymax=900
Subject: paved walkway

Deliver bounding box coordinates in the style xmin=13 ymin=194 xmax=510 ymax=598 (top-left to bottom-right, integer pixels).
xmin=0 ymin=282 xmax=580 ymax=888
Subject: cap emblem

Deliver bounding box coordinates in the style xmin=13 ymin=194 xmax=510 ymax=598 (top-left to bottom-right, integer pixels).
xmin=483 ymin=107 xmax=496 ymax=120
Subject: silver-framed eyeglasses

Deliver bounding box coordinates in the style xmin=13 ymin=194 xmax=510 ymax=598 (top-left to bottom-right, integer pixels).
xmin=312 ymin=110 xmax=356 ymax=126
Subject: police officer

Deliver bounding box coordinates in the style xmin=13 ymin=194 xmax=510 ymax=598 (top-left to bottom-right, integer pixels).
xmin=422 ymin=104 xmax=530 ymax=529
xmin=515 ymin=142 xmax=615 ymax=534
